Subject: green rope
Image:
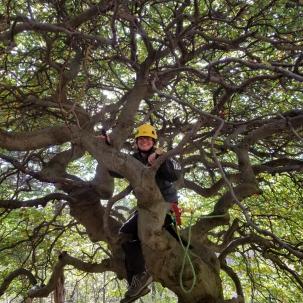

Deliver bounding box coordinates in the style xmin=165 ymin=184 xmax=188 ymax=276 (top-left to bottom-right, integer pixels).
xmin=171 ymin=211 xmax=226 ymax=293
xmin=176 ymin=212 xmax=197 ymax=294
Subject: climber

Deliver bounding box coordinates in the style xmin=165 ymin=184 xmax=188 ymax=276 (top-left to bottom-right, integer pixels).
xmin=100 ymin=124 xmax=182 ymax=303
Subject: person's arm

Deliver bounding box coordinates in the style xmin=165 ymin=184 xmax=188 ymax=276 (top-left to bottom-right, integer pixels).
xmin=157 ymin=158 xmax=181 ymax=182
xmin=153 ymin=149 xmax=181 ymax=182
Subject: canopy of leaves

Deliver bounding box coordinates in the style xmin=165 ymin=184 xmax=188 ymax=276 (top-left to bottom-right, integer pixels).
xmin=0 ymin=1 xmax=303 ymax=303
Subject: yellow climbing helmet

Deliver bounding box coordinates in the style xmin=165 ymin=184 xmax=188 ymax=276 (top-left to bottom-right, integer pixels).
xmin=134 ymin=124 xmax=158 ymax=140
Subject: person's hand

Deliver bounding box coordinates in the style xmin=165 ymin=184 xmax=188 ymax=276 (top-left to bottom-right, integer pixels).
xmin=148 ymin=148 xmax=164 ymax=166
xmin=147 ymin=152 xmax=157 ymax=166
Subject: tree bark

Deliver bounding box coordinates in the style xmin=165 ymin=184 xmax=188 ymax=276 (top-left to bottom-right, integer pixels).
xmin=54 ymin=271 xmax=65 ymax=303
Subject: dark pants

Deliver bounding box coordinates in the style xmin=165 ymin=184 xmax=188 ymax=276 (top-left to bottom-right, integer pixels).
xmin=120 ymin=211 xmax=178 ymax=284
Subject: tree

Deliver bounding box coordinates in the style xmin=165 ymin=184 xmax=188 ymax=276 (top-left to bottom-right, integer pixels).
xmin=1 ymin=1 xmax=303 ymax=302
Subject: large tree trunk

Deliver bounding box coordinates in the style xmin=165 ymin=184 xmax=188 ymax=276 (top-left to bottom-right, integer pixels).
xmin=134 ymin=171 xmax=225 ymax=303
xmin=54 ymin=272 xmax=65 ymax=303
xmin=140 ymin=215 xmax=224 ymax=303
xmin=67 ymin=171 xmax=225 ymax=302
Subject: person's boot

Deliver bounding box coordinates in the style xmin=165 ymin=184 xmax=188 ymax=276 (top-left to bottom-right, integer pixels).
xmin=120 ymin=287 xmax=150 ymax=303
xmin=124 ymin=271 xmax=152 ymax=298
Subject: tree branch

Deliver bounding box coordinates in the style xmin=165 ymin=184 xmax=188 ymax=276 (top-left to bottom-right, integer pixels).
xmin=0 ymin=193 xmax=73 ymax=209
xmin=0 ymin=126 xmax=72 ymax=151
xmin=0 ymin=269 xmax=37 ymax=297
xmin=28 ymin=252 xmax=114 ymax=298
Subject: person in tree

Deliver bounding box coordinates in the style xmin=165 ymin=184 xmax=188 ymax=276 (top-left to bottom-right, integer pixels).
xmin=101 ymin=124 xmax=182 ymax=303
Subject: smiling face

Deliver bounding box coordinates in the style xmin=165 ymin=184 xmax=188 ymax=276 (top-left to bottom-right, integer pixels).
xmin=136 ymin=136 xmax=155 ymax=152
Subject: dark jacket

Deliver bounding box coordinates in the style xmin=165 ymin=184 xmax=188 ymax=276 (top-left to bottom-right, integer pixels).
xmin=111 ymin=148 xmax=180 ymax=203
xmin=133 ymin=149 xmax=180 ymax=203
